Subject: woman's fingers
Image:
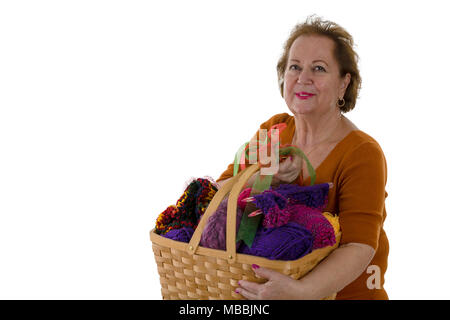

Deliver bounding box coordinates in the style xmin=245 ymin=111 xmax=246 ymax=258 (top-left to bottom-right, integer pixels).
xmin=292 ymin=154 xmax=303 ymax=167
xmin=278 ymin=156 xmax=291 ymax=171
xmin=272 ymin=154 xmax=303 ymax=184
xmin=236 ymin=280 xmax=262 ymax=300
xmin=278 ymin=157 xmax=295 ymax=175
xmin=236 ymin=287 xmax=257 ymax=300
xmin=280 ymin=155 xmax=301 ymax=171
xmin=276 ymin=158 xmax=301 ymax=181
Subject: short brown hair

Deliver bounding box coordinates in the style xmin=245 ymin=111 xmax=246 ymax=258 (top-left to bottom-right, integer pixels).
xmin=277 ymin=15 xmax=362 ymax=113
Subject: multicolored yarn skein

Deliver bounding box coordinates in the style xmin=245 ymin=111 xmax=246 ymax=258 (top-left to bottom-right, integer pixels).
xmin=243 ymin=184 xmax=337 ymax=250
xmin=261 ymin=200 xmax=322 ymax=229
xmin=286 ymin=205 xmax=336 ymax=249
xmin=155 ymin=178 xmax=218 ymax=235
xmin=158 ymin=187 xmax=340 ymax=261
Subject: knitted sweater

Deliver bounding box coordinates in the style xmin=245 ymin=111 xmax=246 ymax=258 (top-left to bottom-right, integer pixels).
xmin=216 ymin=113 xmax=389 ymax=300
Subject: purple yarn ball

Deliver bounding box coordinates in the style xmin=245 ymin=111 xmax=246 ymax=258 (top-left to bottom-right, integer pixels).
xmin=199 ymin=196 xmax=244 ymax=250
xmin=238 ymin=222 xmax=313 ymax=260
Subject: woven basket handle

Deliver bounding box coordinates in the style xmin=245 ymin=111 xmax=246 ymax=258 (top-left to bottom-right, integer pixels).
xmin=225 ymin=163 xmax=260 ymax=263
xmin=187 ymin=163 xmax=260 ymax=263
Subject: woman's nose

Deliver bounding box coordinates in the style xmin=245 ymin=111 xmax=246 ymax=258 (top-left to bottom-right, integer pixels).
xmin=297 ymin=69 xmax=312 ymax=84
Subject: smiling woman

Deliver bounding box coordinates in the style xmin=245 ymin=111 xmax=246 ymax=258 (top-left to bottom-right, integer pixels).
xmin=283 ymin=35 xmax=351 ymax=117
xmin=276 ymin=16 xmax=361 ymax=114
xmin=216 ymin=15 xmax=389 ymax=300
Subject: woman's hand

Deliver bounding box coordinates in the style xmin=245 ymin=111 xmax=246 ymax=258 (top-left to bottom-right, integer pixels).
xmin=236 ymin=264 xmax=309 ymax=300
xmin=271 ymin=154 xmax=303 ymax=185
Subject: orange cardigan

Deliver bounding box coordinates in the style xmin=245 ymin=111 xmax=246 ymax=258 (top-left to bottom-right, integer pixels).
xmin=216 ymin=113 xmax=389 ymax=300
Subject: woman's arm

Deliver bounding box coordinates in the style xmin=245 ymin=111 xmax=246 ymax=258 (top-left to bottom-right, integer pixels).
xmin=294 ymin=242 xmax=375 ymax=299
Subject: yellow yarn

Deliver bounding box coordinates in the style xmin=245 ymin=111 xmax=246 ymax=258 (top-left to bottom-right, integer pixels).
xmin=322 ymin=212 xmax=340 ymax=235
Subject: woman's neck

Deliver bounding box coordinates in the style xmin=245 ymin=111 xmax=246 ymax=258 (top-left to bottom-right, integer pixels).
xmin=293 ymin=110 xmax=344 ymax=149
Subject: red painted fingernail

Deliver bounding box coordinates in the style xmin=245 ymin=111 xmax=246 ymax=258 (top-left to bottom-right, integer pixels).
xmin=252 ymin=264 xmax=260 ymax=269
xmin=235 ymin=289 xmax=239 ymax=293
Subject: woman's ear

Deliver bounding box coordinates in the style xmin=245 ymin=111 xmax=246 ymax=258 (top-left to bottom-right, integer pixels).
xmin=340 ymin=73 xmax=351 ymax=95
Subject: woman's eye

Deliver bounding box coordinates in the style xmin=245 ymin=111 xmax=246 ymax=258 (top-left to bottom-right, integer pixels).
xmin=289 ymin=65 xmax=325 ymax=72
xmin=314 ymin=66 xmax=326 ymax=71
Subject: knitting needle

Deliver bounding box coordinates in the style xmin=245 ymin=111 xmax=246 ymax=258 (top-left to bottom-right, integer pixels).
xmin=248 ymin=209 xmax=262 ymax=217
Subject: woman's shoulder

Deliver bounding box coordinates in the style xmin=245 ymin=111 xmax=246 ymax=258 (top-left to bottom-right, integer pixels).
xmin=347 ymin=130 xmax=384 ymax=151
xmin=340 ymin=116 xmax=383 ymax=150
xmin=341 ymin=129 xmax=387 ymax=166
xmin=333 ymin=129 xmax=388 ymax=190
xmin=259 ymin=112 xmax=293 ymax=129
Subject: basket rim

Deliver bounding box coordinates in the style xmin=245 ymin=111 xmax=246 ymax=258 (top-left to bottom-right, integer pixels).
xmin=150 ymin=228 xmax=341 ymax=271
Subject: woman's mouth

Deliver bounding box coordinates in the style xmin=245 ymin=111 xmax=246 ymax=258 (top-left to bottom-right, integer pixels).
xmin=295 ymin=92 xmax=316 ymax=100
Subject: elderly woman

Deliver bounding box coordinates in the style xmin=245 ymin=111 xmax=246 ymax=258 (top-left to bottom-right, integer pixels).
xmin=215 ymin=16 xmax=389 ymax=300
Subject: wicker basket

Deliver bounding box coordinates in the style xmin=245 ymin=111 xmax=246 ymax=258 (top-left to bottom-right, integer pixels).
xmin=150 ymin=163 xmax=341 ymax=300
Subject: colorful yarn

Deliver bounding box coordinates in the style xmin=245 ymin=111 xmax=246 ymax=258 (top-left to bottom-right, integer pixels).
xmin=156 ymin=174 xmax=338 ymax=260
xmin=242 ymin=183 xmax=336 ymax=250
xmin=287 ymin=205 xmax=336 ymax=249
xmin=155 ymin=205 xmax=178 ymax=234
xmin=200 ymin=196 xmax=244 ymax=250
xmin=323 ymin=212 xmax=340 ymax=235
xmin=155 ymin=178 xmax=218 ymax=235
xmin=261 ymin=206 xmax=290 ymax=228
xmin=252 ymin=190 xmax=288 ymax=215
xmin=238 ymin=222 xmax=313 ymax=260
xmin=234 ymin=182 xmax=337 ymax=250
xmin=262 ymin=203 xmax=322 ymax=229
xmin=162 ymin=227 xmax=194 ymax=243
xmin=273 ymin=183 xmax=330 ymax=210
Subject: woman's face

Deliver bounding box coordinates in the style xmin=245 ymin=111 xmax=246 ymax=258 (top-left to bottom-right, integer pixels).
xmin=283 ymin=35 xmax=350 ymax=116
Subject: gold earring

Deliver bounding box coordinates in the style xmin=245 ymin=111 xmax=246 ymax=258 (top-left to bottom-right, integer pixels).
xmin=337 ymin=98 xmax=345 ymax=107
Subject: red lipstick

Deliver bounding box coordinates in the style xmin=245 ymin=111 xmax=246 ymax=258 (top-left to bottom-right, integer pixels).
xmin=295 ymin=92 xmax=316 ymax=100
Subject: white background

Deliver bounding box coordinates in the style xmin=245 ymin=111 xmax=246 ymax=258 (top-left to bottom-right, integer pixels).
xmin=1 ymin=0 xmax=449 ymax=299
